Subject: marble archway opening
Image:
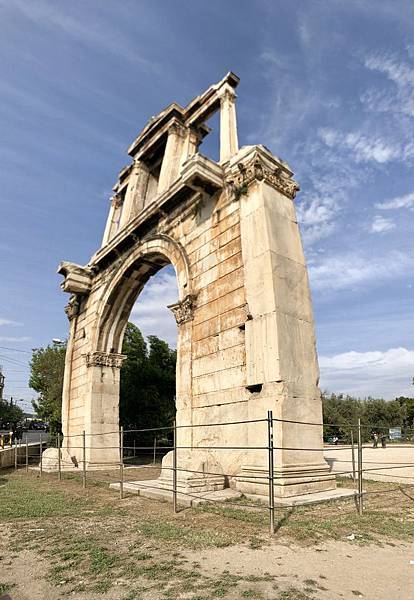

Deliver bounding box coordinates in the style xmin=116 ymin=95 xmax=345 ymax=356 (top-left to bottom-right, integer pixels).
xmin=121 ymin=265 xmax=179 ymax=441
xmin=46 ymin=73 xmax=351 ymax=503
xmin=99 ymin=258 xmax=182 ymax=460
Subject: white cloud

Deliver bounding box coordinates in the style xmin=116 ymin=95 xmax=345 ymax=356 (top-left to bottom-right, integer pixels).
xmin=309 ymin=250 xmax=413 ymax=291
xmin=293 ymin=137 xmax=360 ymax=247
xmin=375 ymin=191 xmax=414 ymax=211
xmin=0 ymin=319 xmax=22 ymax=327
xmin=370 ymin=215 xmax=395 ymax=233
xmin=130 ymin=269 xmax=178 ymax=348
xmin=319 ymin=347 xmax=414 ymax=399
xmin=297 ymin=196 xmax=337 ymax=245
xmin=362 ymin=52 xmax=414 ymax=126
xmin=365 ymin=54 xmax=414 ymax=88
xmin=319 ymin=128 xmax=401 ymax=164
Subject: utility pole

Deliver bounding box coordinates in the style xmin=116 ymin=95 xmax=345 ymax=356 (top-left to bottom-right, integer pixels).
xmin=0 ymin=366 xmax=4 ymax=401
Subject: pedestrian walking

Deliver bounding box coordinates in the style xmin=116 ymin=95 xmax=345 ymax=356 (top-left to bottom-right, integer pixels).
xmin=372 ymin=432 xmax=378 ymax=448
xmin=381 ymin=434 xmax=387 ymax=448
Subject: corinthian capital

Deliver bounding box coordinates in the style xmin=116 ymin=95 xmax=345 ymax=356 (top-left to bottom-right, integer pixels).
xmin=226 ymin=145 xmax=300 ymax=200
xmin=64 ymin=294 xmax=80 ymax=321
xmin=168 ymin=294 xmax=196 ymax=325
xmin=217 ymin=82 xmax=237 ymax=103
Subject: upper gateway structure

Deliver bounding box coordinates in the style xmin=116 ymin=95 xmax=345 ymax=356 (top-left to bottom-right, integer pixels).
xmin=53 ymin=73 xmax=335 ymax=499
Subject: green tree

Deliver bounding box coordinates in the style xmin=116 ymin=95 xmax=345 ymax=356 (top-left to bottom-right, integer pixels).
xmin=395 ymin=396 xmax=414 ymax=428
xmin=0 ymin=398 xmax=24 ymax=426
xmin=119 ymin=323 xmax=176 ymax=442
xmin=29 ymin=342 xmax=67 ymax=434
xmin=322 ymin=392 xmax=407 ymax=442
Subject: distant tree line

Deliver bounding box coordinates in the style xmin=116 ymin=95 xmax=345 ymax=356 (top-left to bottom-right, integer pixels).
xmin=322 ymin=392 xmax=414 ymax=443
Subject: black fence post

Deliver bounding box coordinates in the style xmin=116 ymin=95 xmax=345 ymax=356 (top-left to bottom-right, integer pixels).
xmin=57 ymin=433 xmax=62 ymax=481
xmin=82 ymin=431 xmax=86 ymax=489
xmin=357 ymin=418 xmax=363 ymax=515
xmin=350 ymin=428 xmax=356 ymax=484
xmin=25 ymin=433 xmax=29 ymax=473
xmin=39 ymin=432 xmax=43 ymax=477
xmin=173 ymin=420 xmax=177 ymax=513
xmin=267 ymin=410 xmax=275 ymax=535
xmin=120 ymin=426 xmax=124 ymax=500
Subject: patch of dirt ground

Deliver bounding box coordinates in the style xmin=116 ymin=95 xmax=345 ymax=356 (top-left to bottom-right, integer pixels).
xmin=2 ymin=541 xmax=414 ymax=600
xmin=1 ymin=469 xmax=414 ymax=600
xmin=183 ymin=540 xmax=414 ymax=599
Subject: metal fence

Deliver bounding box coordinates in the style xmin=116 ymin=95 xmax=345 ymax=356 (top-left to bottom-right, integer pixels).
xmin=3 ymin=413 xmax=414 ymax=535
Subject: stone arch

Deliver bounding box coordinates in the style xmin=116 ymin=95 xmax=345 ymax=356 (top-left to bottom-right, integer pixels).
xmin=95 ymin=233 xmax=192 ymax=355
xmin=53 ymin=74 xmax=337 ymax=502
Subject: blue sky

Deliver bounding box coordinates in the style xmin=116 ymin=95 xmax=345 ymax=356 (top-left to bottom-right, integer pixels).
xmin=1 ymin=0 xmax=413 ymax=411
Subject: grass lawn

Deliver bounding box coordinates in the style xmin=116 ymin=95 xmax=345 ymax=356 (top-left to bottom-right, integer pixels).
xmin=0 ymin=469 xmax=413 ymax=599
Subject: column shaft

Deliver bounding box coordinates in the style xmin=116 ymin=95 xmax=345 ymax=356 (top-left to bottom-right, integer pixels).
xmin=219 ymin=85 xmax=239 ymax=163
xmin=157 ymin=122 xmax=186 ymax=194
xmin=119 ymin=161 xmax=150 ymax=228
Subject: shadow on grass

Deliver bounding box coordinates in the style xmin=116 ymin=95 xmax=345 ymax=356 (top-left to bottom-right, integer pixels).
xmin=399 ymin=486 xmax=414 ymax=502
xmin=275 ymin=507 xmax=295 ymax=532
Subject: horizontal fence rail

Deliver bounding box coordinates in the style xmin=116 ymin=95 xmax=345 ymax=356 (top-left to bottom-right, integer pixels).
xmin=2 ymin=414 xmax=414 ymax=534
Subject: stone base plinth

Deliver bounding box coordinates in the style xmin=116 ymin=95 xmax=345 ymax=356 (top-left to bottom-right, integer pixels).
xmin=271 ymin=487 xmax=357 ymax=507
xmin=110 ymin=449 xmax=228 ymax=506
xmin=40 ymin=448 xmax=78 ymax=472
xmin=110 ymin=480 xmax=241 ymax=507
xmin=236 ymin=462 xmax=336 ymax=499
xmin=110 ymin=477 xmax=356 ymax=509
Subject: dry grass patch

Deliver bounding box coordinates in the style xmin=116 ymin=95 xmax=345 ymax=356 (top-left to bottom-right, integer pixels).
xmin=1 ymin=469 xmax=414 ymax=598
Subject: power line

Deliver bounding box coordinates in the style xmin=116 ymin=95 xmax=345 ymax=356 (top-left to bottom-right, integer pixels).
xmin=0 ymin=355 xmax=29 ymax=367
xmin=0 ymin=346 xmax=32 ymax=354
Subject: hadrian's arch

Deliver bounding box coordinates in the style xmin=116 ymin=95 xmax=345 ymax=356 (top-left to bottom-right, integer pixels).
xmin=53 ymin=73 xmax=336 ymax=500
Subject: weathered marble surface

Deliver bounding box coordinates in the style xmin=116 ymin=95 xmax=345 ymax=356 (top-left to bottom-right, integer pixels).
xmin=54 ymin=73 xmax=335 ymax=499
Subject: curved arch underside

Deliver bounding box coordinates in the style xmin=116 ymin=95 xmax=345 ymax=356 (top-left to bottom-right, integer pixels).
xmin=97 ymin=234 xmax=190 ymax=354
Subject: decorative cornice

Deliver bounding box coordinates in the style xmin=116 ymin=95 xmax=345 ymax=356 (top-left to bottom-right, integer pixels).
xmin=64 ymin=294 xmax=80 ymax=321
xmin=217 ymin=82 xmax=237 ymax=103
xmin=227 ymin=150 xmax=299 ymax=200
xmin=83 ymin=351 xmax=127 ymax=368
xmin=58 ymin=261 xmax=95 ymax=295
xmin=168 ymin=294 xmax=196 ymax=325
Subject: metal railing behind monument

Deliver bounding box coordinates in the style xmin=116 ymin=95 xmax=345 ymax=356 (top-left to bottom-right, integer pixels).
xmin=4 ymin=415 xmax=414 ymax=535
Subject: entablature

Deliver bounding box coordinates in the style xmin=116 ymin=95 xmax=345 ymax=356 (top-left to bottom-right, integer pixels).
xmin=90 ymin=153 xmax=223 ymax=271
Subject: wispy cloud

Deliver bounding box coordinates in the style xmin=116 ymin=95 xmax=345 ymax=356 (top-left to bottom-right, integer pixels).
xmin=309 ymin=250 xmax=413 ymax=291
xmin=0 ymin=319 xmax=22 ymax=327
xmin=130 ymin=269 xmax=178 ymax=347
xmin=363 ymin=53 xmax=414 ymax=118
xmin=319 ymin=128 xmax=401 ymax=164
xmin=319 ymin=347 xmax=414 ymax=399
xmin=375 ymin=191 xmax=414 ymax=211
xmin=370 ymin=215 xmax=395 ymax=233
xmin=297 ymin=196 xmax=337 ymax=245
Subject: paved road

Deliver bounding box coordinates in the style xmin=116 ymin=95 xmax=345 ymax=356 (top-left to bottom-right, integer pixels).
xmin=325 ymin=444 xmax=414 ymax=484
